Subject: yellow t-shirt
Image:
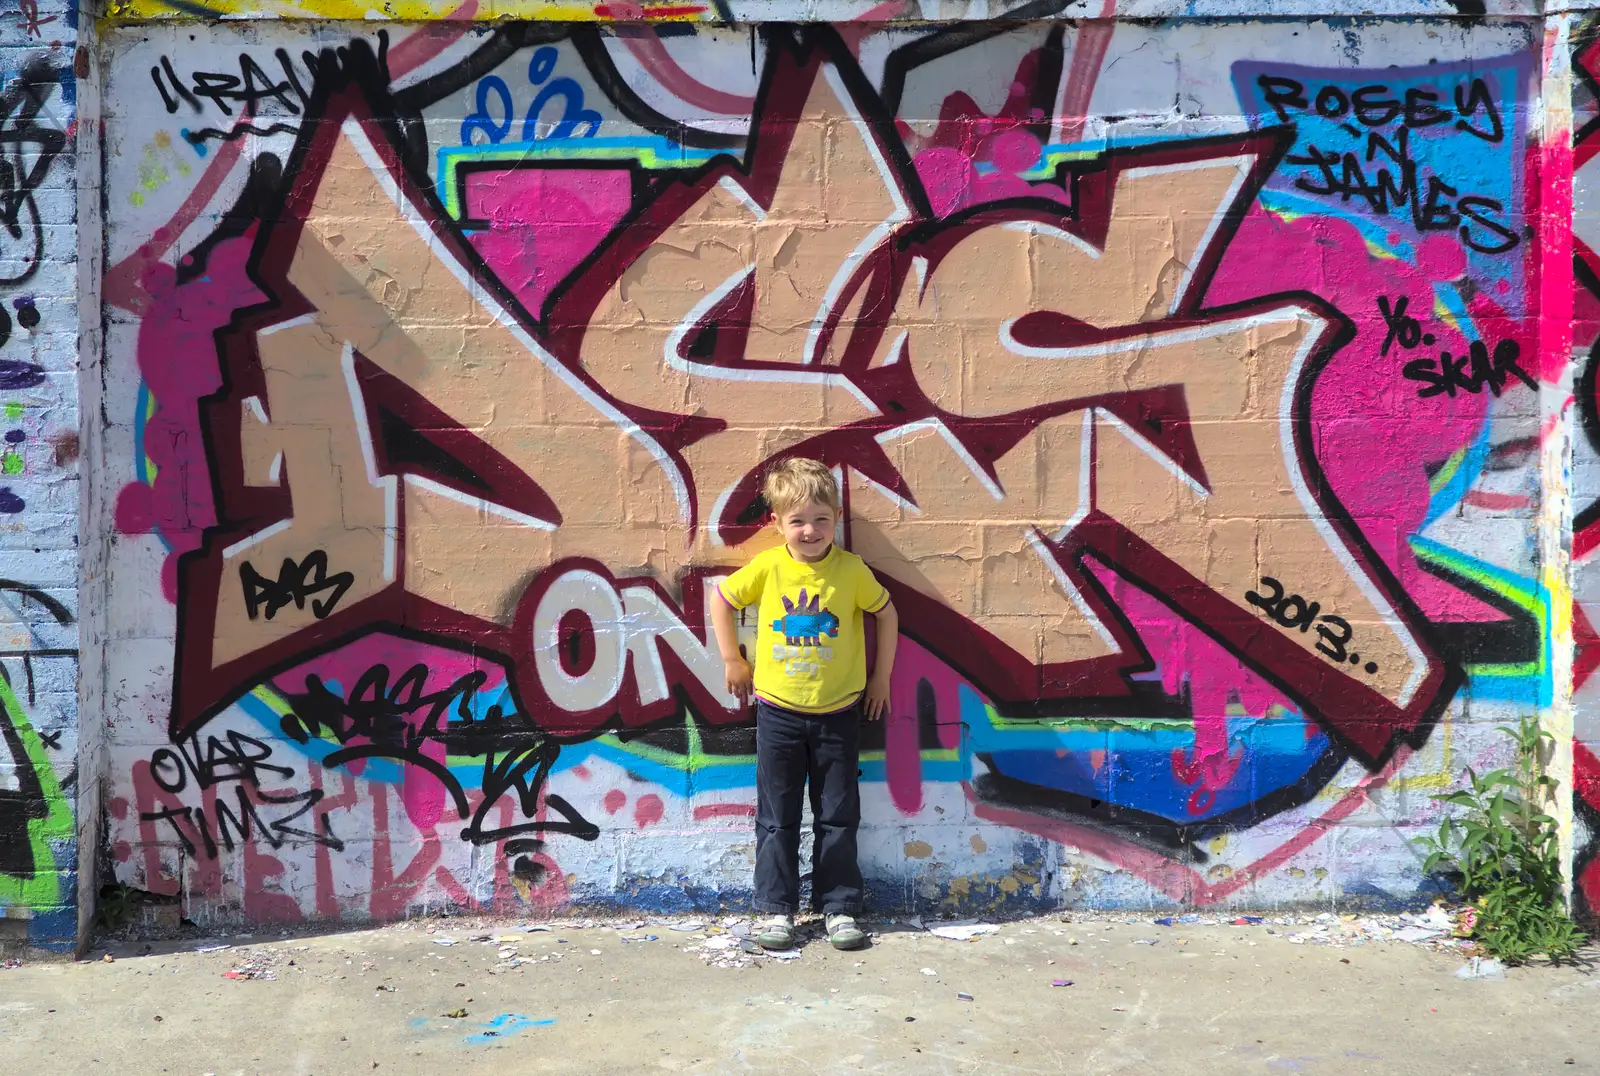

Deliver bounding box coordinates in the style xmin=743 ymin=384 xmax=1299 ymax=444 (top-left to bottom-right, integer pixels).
xmin=718 ymin=543 xmax=890 ymax=713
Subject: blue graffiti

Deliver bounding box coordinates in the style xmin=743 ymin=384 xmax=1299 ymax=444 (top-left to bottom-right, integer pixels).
xmin=460 ymin=46 xmax=600 ymax=148
xmin=960 ymin=685 xmax=1342 ymax=828
xmin=528 ymin=45 xmax=557 ymax=85
xmin=523 ymin=77 xmax=602 ymax=141
xmin=465 ymin=1013 xmax=557 ymax=1044
xmin=461 ymin=75 xmax=514 ymax=146
xmin=1233 ymin=54 xmax=1532 ymax=295
xmin=409 ymin=1013 xmax=556 ymax=1044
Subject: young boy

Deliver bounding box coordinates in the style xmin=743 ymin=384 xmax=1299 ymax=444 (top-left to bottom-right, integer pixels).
xmin=710 ymin=458 xmax=899 ymax=951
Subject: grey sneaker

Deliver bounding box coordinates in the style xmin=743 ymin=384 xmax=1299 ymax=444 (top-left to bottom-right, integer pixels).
xmin=826 ymin=914 xmax=866 ymax=950
xmin=756 ymin=915 xmax=795 ymax=950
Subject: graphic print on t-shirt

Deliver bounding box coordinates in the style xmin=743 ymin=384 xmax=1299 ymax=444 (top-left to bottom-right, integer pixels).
xmin=719 ymin=543 xmax=887 ymax=711
xmin=771 ymin=588 xmax=839 ymax=645
xmin=772 ymin=588 xmax=839 ymax=677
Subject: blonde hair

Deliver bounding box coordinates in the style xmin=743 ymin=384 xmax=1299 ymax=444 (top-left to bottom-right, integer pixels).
xmin=762 ymin=457 xmax=840 ymax=517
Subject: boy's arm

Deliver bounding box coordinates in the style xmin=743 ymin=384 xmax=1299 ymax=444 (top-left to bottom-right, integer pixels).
xmin=864 ymin=600 xmax=898 ymax=721
xmin=710 ymin=591 xmax=753 ymax=707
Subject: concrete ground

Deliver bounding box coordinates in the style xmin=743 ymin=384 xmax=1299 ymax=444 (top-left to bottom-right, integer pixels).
xmin=1 ymin=914 xmax=1596 ymax=1075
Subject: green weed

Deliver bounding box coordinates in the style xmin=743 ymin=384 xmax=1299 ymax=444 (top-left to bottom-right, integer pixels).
xmin=1415 ymin=715 xmax=1587 ymax=964
xmin=95 ymin=883 xmax=140 ymax=933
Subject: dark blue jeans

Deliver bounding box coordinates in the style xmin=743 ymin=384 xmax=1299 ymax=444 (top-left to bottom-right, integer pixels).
xmin=753 ymin=698 xmax=863 ymax=917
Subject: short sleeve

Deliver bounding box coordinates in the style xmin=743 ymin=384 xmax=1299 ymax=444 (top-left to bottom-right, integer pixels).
xmin=856 ymin=559 xmax=890 ymax=613
xmin=718 ymin=556 xmax=768 ymax=610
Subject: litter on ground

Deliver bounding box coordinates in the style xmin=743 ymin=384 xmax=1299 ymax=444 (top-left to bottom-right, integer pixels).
xmin=1455 ymin=957 xmax=1508 ymax=981
xmin=928 ymin=923 xmax=1000 ymax=941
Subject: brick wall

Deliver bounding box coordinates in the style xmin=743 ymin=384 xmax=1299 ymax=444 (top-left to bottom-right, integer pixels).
xmin=0 ymin=0 xmax=80 ymax=952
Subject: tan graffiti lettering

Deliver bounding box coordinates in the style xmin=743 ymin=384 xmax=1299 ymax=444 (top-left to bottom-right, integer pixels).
xmin=216 ymin=317 xmax=394 ymax=665
xmin=575 ymin=62 xmax=899 ymax=546
xmin=845 ymin=154 xmax=1428 ymax=711
xmin=200 ymin=53 xmax=1432 ymax=733
xmin=849 ymin=412 xmax=1118 ymax=670
xmin=211 ymin=117 xmax=689 ymax=669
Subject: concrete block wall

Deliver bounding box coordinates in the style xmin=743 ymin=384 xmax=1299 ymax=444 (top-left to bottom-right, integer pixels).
xmin=0 ymin=0 xmax=81 ymax=951
xmin=73 ymin=0 xmax=1600 ymax=934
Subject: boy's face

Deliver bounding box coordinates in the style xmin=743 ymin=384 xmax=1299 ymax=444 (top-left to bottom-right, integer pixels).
xmin=775 ymin=499 xmax=839 ymax=562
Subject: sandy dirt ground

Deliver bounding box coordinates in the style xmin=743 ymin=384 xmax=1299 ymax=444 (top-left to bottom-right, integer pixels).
xmin=1 ymin=912 xmax=1596 ymax=1075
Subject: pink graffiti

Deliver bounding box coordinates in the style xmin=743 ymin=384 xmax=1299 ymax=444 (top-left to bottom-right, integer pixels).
xmin=368 ymin=784 xmax=444 ymax=919
xmin=271 ymin=633 xmax=508 ymax=697
xmin=633 ymin=794 xmax=664 ymax=827
xmin=128 ymin=724 xmax=571 ymax=921
xmin=130 ymin=756 xmax=304 ymax=921
xmin=1535 ymin=129 xmax=1574 ymax=386
xmin=386 ymin=0 xmax=480 ymax=68
xmin=908 ymin=46 xmax=1070 ymax=218
xmin=1079 ymin=560 xmax=1283 ymax=811
xmin=1056 ymin=12 xmax=1116 ymax=145
xmin=113 ymin=237 xmax=264 ymax=600
xmin=309 ymin=763 xmax=360 ymax=919
xmin=269 ymin=636 xmax=509 ymax=827
xmin=104 ymin=141 xmax=250 ymax=317
xmin=113 ymin=22 xmax=484 ymax=588
xmin=464 ymin=168 xmax=634 ymax=316
xmin=1209 ymin=210 xmax=1520 ymax=624
xmin=692 ymin=802 xmax=756 ymax=820
xmin=879 ymin=635 xmax=964 ymax=816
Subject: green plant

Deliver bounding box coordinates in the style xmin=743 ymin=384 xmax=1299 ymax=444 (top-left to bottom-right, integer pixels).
xmin=95 ymin=882 xmax=139 ymax=933
xmin=1416 ymin=716 xmax=1587 ymax=964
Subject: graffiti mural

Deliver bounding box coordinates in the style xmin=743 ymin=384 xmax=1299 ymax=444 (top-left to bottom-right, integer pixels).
xmin=1570 ymin=13 xmax=1600 ymax=927
xmin=0 ymin=0 xmax=81 ymax=950
xmin=103 ymin=0 xmax=1541 ymax=24
xmin=102 ymin=16 xmax=1552 ymax=923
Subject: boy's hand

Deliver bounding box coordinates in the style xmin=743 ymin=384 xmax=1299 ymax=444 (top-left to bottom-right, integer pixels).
xmin=864 ymin=672 xmax=891 ymax=721
xmin=724 ymin=656 xmax=754 ymax=707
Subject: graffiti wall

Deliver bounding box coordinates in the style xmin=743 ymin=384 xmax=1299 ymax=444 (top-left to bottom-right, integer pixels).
xmin=0 ymin=0 xmax=81 ymax=951
xmin=97 ymin=14 xmax=1562 ymax=925
xmin=1571 ymin=13 xmax=1600 ymax=927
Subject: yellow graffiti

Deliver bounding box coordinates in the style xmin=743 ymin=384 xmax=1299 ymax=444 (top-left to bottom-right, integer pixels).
xmin=127 ymin=130 xmax=192 ymax=209
xmin=107 ymin=0 xmax=712 ymax=20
